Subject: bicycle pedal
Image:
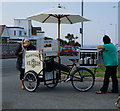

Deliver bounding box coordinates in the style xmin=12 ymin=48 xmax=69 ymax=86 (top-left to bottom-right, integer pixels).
xmin=65 ymin=78 xmax=71 ymax=82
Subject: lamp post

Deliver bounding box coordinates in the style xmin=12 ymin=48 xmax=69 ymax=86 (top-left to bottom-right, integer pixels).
xmin=113 ymin=3 xmax=120 ymax=46
xmin=110 ymin=24 xmax=117 ymax=45
xmin=80 ymin=0 xmax=84 ymax=47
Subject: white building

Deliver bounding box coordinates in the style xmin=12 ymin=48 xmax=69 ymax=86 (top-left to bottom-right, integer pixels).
xmin=0 ymin=18 xmax=58 ymax=51
xmin=14 ymin=19 xmax=32 ymax=37
xmin=0 ymin=25 xmax=29 ymax=42
xmin=1 ymin=19 xmax=45 ymax=42
xmin=7 ymin=27 xmax=25 ymax=38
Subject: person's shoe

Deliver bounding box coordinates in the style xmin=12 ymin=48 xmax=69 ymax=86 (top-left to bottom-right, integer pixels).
xmin=96 ymin=91 xmax=105 ymax=94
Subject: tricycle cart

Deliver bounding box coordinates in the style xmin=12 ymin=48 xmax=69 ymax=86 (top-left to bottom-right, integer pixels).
xmin=23 ymin=48 xmax=98 ymax=92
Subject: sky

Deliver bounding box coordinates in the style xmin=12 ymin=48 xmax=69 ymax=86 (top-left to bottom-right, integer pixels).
xmin=1 ymin=0 xmax=120 ymax=46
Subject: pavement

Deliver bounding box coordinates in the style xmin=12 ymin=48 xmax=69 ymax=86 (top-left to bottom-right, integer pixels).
xmin=1 ymin=58 xmax=120 ymax=110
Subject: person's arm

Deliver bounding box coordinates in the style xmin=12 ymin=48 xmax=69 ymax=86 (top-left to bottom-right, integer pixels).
xmin=18 ymin=49 xmax=24 ymax=55
xmin=15 ymin=43 xmax=24 ymax=56
xmin=97 ymin=45 xmax=104 ymax=49
xmin=97 ymin=45 xmax=104 ymax=55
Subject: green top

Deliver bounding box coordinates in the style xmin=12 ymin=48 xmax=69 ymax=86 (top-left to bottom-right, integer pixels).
xmin=103 ymin=43 xmax=119 ymax=66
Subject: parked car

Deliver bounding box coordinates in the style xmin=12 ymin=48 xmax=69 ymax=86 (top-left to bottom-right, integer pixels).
xmin=61 ymin=46 xmax=78 ymax=56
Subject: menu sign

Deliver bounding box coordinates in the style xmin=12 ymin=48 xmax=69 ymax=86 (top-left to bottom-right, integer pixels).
xmin=25 ymin=51 xmax=43 ymax=74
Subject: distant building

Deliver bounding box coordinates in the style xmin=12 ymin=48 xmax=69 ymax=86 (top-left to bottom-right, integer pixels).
xmin=14 ymin=19 xmax=32 ymax=37
xmin=0 ymin=18 xmax=58 ymax=51
xmin=0 ymin=25 xmax=30 ymax=42
xmin=0 ymin=25 xmax=10 ymax=42
xmin=0 ymin=19 xmax=45 ymax=42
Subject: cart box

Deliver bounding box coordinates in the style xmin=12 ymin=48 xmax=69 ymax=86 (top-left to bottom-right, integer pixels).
xmin=25 ymin=51 xmax=43 ymax=74
xmin=25 ymin=50 xmax=58 ymax=74
xmin=79 ymin=48 xmax=98 ymax=67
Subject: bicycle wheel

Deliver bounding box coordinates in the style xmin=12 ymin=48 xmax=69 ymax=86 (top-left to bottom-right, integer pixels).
xmin=71 ymin=67 xmax=95 ymax=92
xmin=23 ymin=70 xmax=39 ymax=92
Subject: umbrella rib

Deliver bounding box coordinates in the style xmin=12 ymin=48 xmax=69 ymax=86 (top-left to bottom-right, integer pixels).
xmin=42 ymin=15 xmax=51 ymax=23
xmin=42 ymin=14 xmax=59 ymax=23
xmin=42 ymin=14 xmax=73 ymax=24
xmin=65 ymin=16 xmax=73 ymax=24
xmin=51 ymin=14 xmax=58 ymax=18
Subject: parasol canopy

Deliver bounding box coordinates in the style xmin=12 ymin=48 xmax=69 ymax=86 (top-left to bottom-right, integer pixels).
xmin=28 ymin=4 xmax=90 ymax=57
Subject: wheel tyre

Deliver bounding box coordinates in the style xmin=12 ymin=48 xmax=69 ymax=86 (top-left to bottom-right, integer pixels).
xmin=23 ymin=70 xmax=39 ymax=92
xmin=71 ymin=68 xmax=95 ymax=92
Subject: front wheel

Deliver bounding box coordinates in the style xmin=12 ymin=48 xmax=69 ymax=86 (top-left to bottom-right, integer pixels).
xmin=23 ymin=70 xmax=39 ymax=92
xmin=71 ymin=68 xmax=95 ymax=92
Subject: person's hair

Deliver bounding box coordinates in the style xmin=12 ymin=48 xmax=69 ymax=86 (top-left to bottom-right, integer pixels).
xmin=103 ymin=35 xmax=111 ymax=44
xmin=21 ymin=39 xmax=30 ymax=47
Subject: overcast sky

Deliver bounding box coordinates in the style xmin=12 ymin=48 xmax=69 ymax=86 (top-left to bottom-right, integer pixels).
xmin=1 ymin=0 xmax=119 ymax=46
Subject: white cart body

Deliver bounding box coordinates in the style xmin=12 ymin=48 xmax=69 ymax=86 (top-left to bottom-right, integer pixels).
xmin=25 ymin=50 xmax=58 ymax=80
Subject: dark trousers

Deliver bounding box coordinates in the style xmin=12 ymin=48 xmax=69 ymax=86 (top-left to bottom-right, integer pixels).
xmin=20 ymin=68 xmax=25 ymax=80
xmin=100 ymin=66 xmax=118 ymax=93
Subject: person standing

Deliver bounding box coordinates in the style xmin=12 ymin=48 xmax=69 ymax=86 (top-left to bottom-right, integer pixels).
xmin=15 ymin=39 xmax=36 ymax=89
xmin=96 ymin=35 xmax=119 ymax=94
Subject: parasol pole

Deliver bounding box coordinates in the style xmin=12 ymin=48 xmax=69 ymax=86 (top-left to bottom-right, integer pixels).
xmin=57 ymin=16 xmax=61 ymax=80
xmin=81 ymin=0 xmax=84 ymax=47
xmin=58 ymin=17 xmax=60 ymax=61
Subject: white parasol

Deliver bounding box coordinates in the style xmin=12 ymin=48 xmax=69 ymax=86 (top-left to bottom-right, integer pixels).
xmin=28 ymin=4 xmax=90 ymax=57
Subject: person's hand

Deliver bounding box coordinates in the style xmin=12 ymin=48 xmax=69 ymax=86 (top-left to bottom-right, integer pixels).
xmin=21 ymin=49 xmax=24 ymax=52
xmin=19 ymin=49 xmax=24 ymax=55
xmin=99 ymin=51 xmax=102 ymax=55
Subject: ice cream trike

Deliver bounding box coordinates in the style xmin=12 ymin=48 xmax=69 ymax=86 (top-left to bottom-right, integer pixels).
xmin=23 ymin=48 xmax=99 ymax=92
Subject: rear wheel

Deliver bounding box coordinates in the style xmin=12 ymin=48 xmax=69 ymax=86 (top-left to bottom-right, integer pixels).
xmin=23 ymin=70 xmax=39 ymax=92
xmin=71 ymin=68 xmax=95 ymax=92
